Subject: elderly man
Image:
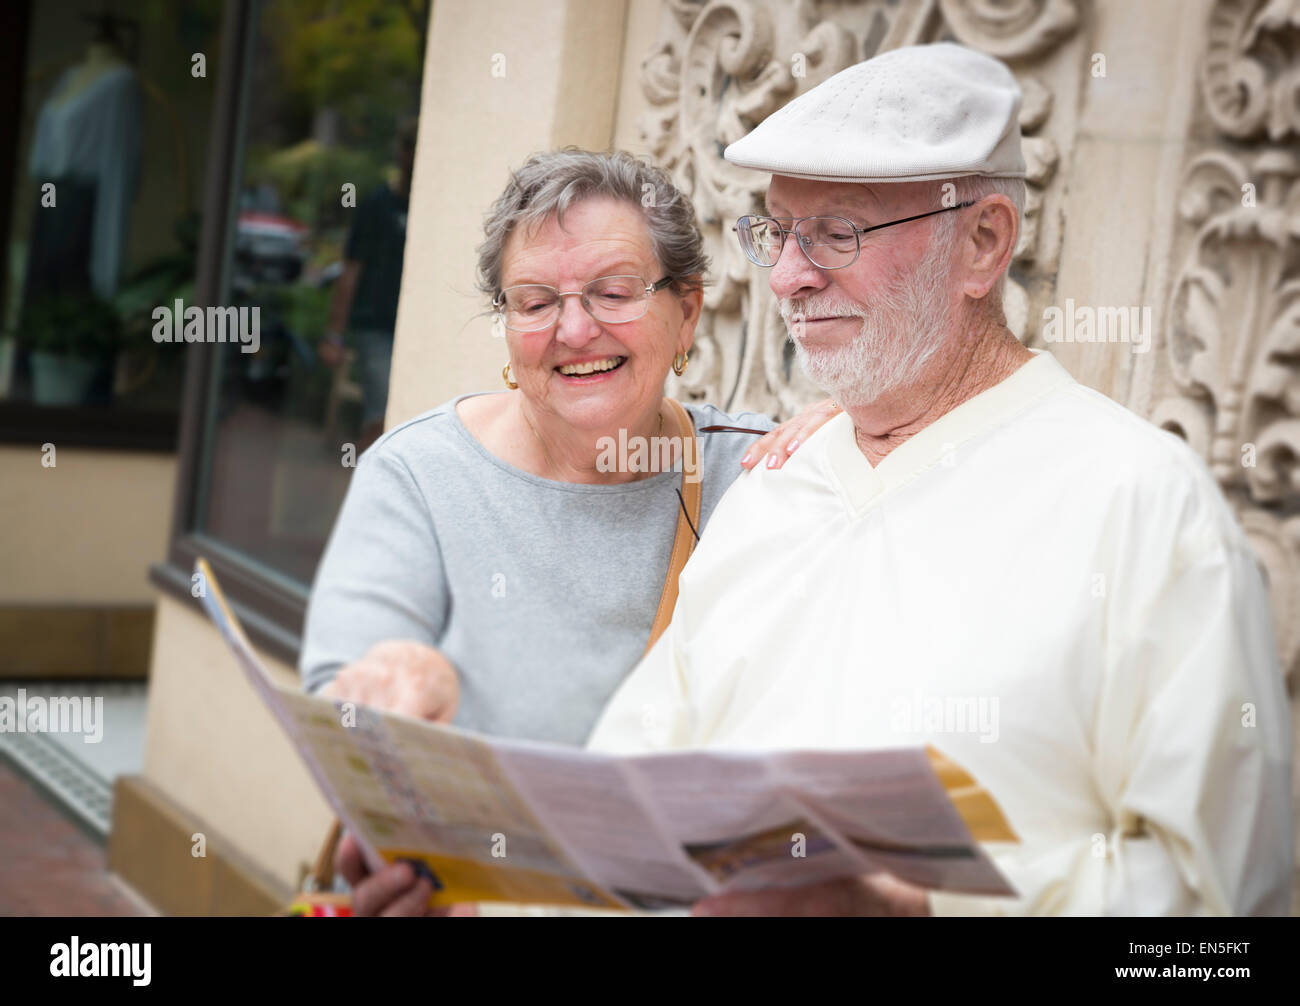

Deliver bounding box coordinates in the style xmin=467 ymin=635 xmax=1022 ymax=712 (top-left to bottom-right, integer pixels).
xmin=588 ymin=43 xmax=1292 ymax=916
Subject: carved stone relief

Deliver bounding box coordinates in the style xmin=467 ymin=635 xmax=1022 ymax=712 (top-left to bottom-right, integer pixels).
xmin=640 ymin=0 xmax=1082 ymax=418
xmin=1157 ymin=0 xmax=1300 ymax=683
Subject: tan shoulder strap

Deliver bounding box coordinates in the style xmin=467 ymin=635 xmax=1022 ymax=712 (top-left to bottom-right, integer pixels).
xmin=644 ymin=398 xmax=701 ymax=658
xmin=309 ymin=818 xmax=344 ymax=891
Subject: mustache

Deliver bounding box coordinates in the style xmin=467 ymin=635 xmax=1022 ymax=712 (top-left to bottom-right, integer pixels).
xmin=778 ymin=295 xmax=869 ymax=325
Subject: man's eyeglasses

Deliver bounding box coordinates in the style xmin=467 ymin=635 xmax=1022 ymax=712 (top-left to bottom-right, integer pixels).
xmin=733 ymin=202 xmax=975 ymax=270
xmin=493 ymin=275 xmax=674 ymax=333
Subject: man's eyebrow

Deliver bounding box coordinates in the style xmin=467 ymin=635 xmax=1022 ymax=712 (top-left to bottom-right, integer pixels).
xmin=820 ymin=189 xmax=887 ymax=219
xmin=763 ymin=187 xmax=882 ymax=220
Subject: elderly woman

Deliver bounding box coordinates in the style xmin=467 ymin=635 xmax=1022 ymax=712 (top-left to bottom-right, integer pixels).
xmin=298 ymin=149 xmax=835 ymax=915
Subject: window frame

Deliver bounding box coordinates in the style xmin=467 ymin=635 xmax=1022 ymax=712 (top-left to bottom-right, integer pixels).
xmin=148 ymin=0 xmax=310 ymax=666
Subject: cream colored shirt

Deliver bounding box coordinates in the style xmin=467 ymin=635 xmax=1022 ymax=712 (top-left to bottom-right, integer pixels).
xmin=588 ymin=350 xmax=1293 ymax=916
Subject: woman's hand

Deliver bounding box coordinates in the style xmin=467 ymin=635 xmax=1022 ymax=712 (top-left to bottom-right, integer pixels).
xmin=741 ymin=398 xmax=842 ymax=470
xmin=336 ymin=832 xmax=478 ymax=917
xmin=323 ymin=641 xmax=470 ymax=916
xmin=321 ymin=639 xmax=460 ymax=723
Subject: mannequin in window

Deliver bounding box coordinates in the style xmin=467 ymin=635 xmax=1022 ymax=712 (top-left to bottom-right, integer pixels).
xmin=21 ymin=23 xmax=143 ymax=315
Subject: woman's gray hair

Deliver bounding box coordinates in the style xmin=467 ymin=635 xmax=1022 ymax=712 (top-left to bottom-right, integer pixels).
xmin=475 ymin=148 xmax=709 ymax=303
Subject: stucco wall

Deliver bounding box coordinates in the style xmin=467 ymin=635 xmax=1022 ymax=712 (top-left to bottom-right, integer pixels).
xmin=0 ymin=447 xmax=174 ymax=604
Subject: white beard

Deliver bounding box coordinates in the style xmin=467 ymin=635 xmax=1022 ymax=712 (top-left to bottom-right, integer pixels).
xmin=780 ymin=238 xmax=956 ymax=407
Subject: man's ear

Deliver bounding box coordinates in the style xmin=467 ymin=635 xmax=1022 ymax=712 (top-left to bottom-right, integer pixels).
xmin=961 ymin=195 xmax=1018 ymax=302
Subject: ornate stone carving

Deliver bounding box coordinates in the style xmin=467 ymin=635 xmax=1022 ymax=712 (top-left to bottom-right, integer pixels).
xmin=939 ymin=0 xmax=1081 ymax=59
xmin=1202 ymin=0 xmax=1300 ymax=140
xmin=1155 ymin=2 xmax=1300 ymax=685
xmin=639 ymin=0 xmax=1081 ymax=415
xmin=1158 ymin=148 xmax=1300 ymax=672
xmin=1160 ymin=151 xmax=1300 ymax=496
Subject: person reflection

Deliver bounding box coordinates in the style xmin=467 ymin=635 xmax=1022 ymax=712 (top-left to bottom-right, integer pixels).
xmin=318 ymin=119 xmax=417 ymax=452
xmin=19 ymin=14 xmax=142 ymax=405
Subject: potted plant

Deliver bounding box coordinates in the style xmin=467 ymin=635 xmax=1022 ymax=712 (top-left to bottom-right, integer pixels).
xmin=21 ymin=294 xmax=122 ymax=406
xmin=111 ymin=255 xmax=195 ymax=403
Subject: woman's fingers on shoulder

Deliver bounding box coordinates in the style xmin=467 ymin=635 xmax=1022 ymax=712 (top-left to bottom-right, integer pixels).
xmin=804 ymin=398 xmax=841 ymax=431
xmin=771 ymin=399 xmax=841 ymax=467
xmin=742 ymin=428 xmax=781 ymax=470
xmin=741 ymin=401 xmax=840 ymax=471
xmin=747 ymin=422 xmax=800 ymax=470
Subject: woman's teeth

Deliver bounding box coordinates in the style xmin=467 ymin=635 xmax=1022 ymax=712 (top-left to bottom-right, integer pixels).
xmin=558 ymin=357 xmax=625 ymax=376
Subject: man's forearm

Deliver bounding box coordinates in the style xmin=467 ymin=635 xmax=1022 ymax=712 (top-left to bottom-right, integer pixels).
xmin=327 ymin=260 xmax=362 ymax=337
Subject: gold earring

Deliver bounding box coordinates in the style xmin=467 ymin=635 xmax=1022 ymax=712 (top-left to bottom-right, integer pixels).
xmin=502 ymin=362 xmax=518 ymax=389
xmin=672 ymin=351 xmax=689 ymax=376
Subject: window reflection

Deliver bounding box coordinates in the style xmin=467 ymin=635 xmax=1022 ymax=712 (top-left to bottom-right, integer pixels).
xmin=195 ymin=0 xmax=427 ymax=586
xmin=3 ymin=4 xmax=218 ymax=411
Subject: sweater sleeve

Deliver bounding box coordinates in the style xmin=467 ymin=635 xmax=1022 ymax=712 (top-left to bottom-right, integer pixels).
xmin=298 ymin=446 xmax=451 ymax=695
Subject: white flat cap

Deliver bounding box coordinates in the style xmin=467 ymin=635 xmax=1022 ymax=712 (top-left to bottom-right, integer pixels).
xmin=724 ymin=42 xmax=1025 ymax=183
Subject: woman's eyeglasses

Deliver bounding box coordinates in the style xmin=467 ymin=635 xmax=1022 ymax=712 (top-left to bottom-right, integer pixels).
xmin=493 ymin=275 xmax=674 ymax=333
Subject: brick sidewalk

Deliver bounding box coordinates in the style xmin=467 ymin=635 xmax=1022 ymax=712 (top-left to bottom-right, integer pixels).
xmin=0 ymin=758 xmax=151 ymax=916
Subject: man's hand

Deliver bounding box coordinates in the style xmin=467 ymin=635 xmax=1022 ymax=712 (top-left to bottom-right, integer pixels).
xmin=742 ymin=398 xmax=841 ymax=470
xmin=321 ymin=639 xmax=460 ymax=723
xmin=691 ymin=872 xmax=931 ymax=916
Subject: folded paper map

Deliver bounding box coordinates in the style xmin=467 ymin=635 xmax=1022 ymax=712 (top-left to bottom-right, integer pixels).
xmin=195 ymin=557 xmax=1017 ymax=910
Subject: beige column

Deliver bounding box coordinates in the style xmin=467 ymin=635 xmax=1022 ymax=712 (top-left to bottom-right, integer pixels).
xmin=1047 ymin=0 xmax=1210 ymax=408
xmin=387 ymin=0 xmax=630 ymax=427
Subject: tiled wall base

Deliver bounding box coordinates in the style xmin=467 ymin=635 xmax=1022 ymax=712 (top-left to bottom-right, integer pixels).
xmin=108 ymin=774 xmax=290 ymax=917
xmin=0 ymin=607 xmax=153 ymax=678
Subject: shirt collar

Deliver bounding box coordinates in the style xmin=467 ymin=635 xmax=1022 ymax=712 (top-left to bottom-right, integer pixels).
xmin=821 ymin=349 xmax=1076 ymax=516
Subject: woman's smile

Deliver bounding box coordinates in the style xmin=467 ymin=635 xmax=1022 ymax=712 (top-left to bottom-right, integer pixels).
xmin=554 ymin=354 xmax=629 ymax=383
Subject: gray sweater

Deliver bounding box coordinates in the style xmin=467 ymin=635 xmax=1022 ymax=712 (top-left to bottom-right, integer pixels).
xmin=298 ymin=393 xmax=773 ymax=746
